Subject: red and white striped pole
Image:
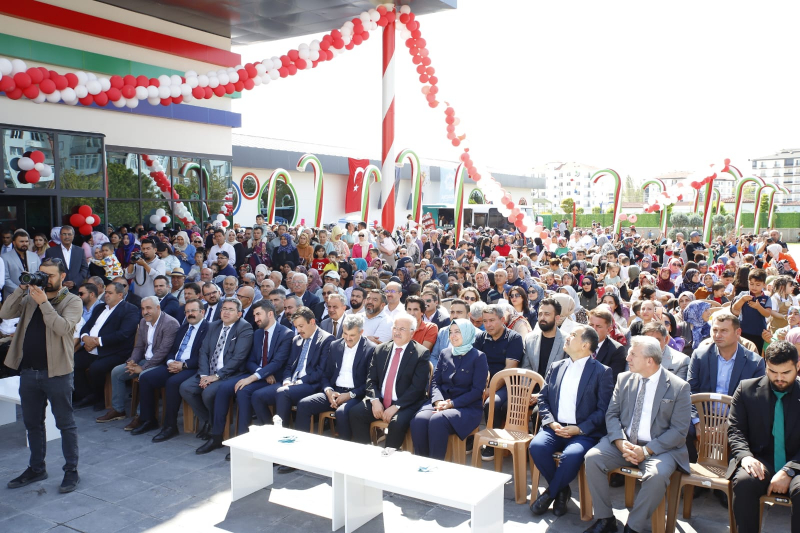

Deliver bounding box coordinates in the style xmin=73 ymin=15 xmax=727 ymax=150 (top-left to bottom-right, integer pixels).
xmin=379 ymin=8 xmax=396 ymax=231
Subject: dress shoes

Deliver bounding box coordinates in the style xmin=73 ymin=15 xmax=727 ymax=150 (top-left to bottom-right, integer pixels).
xmin=7 ymin=467 xmax=47 ymax=489
xmin=59 ymin=471 xmax=80 ymax=493
xmin=124 ymin=416 xmax=141 ymax=431
xmin=196 ymin=422 xmax=211 ymax=440
xmin=96 ymin=409 xmax=126 ymax=423
xmin=553 ymin=486 xmax=572 ymax=517
xmin=277 ymin=465 xmax=297 ymax=474
xmin=530 ymin=490 xmax=555 ymax=515
xmin=152 ymin=426 xmax=179 ymax=443
xmin=583 ymin=517 xmax=619 ymax=533
xmin=131 ymin=419 xmax=159 ymax=435
xmin=196 ymin=434 xmax=223 ymax=455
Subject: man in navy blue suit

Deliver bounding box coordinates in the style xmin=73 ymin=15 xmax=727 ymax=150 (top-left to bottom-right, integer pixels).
xmin=44 ymin=225 xmax=88 ymax=294
xmin=153 ymin=275 xmax=182 ymax=322
xmin=295 ymin=314 xmax=375 ymax=440
xmin=289 ymin=273 xmax=320 ymax=308
xmin=529 ymin=324 xmax=614 ymax=517
xmin=139 ymin=299 xmax=209 ymax=442
xmin=216 ymin=300 xmax=292 ymax=445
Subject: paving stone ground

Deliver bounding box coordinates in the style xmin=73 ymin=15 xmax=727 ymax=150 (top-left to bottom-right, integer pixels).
xmin=0 ymin=400 xmax=790 ymax=532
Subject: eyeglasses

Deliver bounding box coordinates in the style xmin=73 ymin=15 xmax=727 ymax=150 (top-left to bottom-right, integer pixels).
xmin=392 ymin=326 xmax=410 ymax=332
xmin=385 ymin=289 xmax=398 ymax=294
xmin=510 ymin=293 xmax=522 ymax=299
xmin=322 ymin=291 xmax=334 ymax=296
xmin=462 ymin=296 xmax=477 ymax=302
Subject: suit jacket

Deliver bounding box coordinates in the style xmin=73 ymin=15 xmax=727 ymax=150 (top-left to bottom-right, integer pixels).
xmin=300 ymin=290 xmax=320 ymax=308
xmin=202 ymin=302 xmax=224 ymax=324
xmin=3 ymin=250 xmax=41 ymax=299
xmin=595 ymin=336 xmax=628 ymax=379
xmin=426 ymin=308 xmax=451 ymax=331
xmin=661 ymin=345 xmax=690 ymax=381
xmin=727 ymin=375 xmax=800 ymax=478
xmin=277 ymin=311 xmax=293 ymax=330
xmin=242 ymin=305 xmax=257 ymax=328
xmin=432 ymin=346 xmax=488 ymax=416
xmin=365 ymin=340 xmax=431 ymax=410
xmin=687 ymin=343 xmax=765 ymax=420
xmin=605 ymin=370 xmax=692 ymax=473
xmin=129 ymin=313 xmax=180 ymax=370
xmin=79 ymin=301 xmax=140 ymax=359
xmin=45 ymin=245 xmax=88 ymax=293
xmin=125 ymin=291 xmax=142 ymax=310
xmin=539 ymin=356 xmax=615 ymax=439
xmin=319 ymin=316 xmax=344 ymax=340
xmin=159 ymin=293 xmax=182 ymax=322
xmin=246 ymin=323 xmax=293 ymax=380
xmin=281 ymin=328 xmax=333 ymax=386
xmin=323 ymin=337 xmax=376 ymax=397
xmin=197 ymin=318 xmax=254 ymax=380
xmin=168 ymin=320 xmax=209 ymax=370
xmin=521 ymin=328 xmax=566 ymax=374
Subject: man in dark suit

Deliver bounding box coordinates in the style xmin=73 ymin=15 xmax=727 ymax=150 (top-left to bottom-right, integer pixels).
xmin=296 ymin=314 xmax=375 ymax=440
xmin=687 ymin=312 xmax=765 ymax=463
xmin=350 ymin=311 xmax=431 ymax=449
xmin=319 ymin=293 xmax=346 ymax=340
xmin=153 ymin=275 xmax=182 ymax=322
xmin=201 ymin=282 xmax=223 ymax=323
xmin=217 ymin=300 xmax=292 ymax=443
xmin=140 ymin=299 xmax=209 ymax=441
xmin=180 ymin=297 xmax=254 ymax=455
xmin=45 ymin=225 xmax=88 ymax=293
xmin=584 ymin=335 xmax=691 ymax=533
xmin=73 ymin=282 xmax=139 ymax=408
xmin=422 ymin=290 xmax=451 ymax=331
xmin=290 ymin=272 xmax=320 ymax=308
xmin=529 ymin=325 xmax=614 ymax=517
xmin=642 ymin=322 xmax=690 ymax=380
xmin=236 ymin=286 xmax=257 ymax=329
xmin=727 ymin=340 xmax=800 ymax=533
xmin=588 ymin=307 xmax=628 ymax=379
xmin=112 ymin=276 xmax=141 ymax=309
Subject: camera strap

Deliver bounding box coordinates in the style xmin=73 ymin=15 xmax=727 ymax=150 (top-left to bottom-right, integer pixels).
xmin=49 ymin=286 xmax=70 ymax=307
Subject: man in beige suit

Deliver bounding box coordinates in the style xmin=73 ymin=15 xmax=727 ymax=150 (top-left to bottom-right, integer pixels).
xmin=583 ymin=335 xmax=691 ymax=533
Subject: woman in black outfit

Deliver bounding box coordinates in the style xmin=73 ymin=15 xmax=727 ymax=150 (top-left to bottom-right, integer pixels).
xmin=271 ymin=234 xmax=300 ymax=270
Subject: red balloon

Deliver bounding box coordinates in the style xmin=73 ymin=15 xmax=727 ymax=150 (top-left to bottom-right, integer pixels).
xmin=212 ymin=85 xmax=226 ymax=97
xmin=451 ymin=139 xmax=460 ymax=147
xmin=233 ymin=81 xmax=244 ymax=92
xmin=149 ymin=78 xmax=159 ymax=87
xmin=204 ymin=87 xmax=213 ymax=99
xmin=70 ymin=214 xmax=85 ymax=227
xmin=106 ymin=88 xmax=121 ymax=102
xmin=93 ymin=92 xmax=108 ymax=106
xmin=377 ymin=17 xmax=388 ymax=27
xmin=79 ymin=205 xmax=93 ymax=217
xmin=160 ymin=216 xmax=169 ymax=223
xmin=295 ymin=59 xmax=307 ymax=70
xmin=39 ymin=79 xmax=55 ymax=94
xmin=243 ymin=78 xmax=255 ymax=90
xmin=79 ymin=224 xmax=92 ymax=236
xmin=0 ymin=77 xmax=15 ymax=93
xmin=278 ymin=68 xmax=288 ymax=78
xmin=91 ymin=216 xmax=101 ymax=226
xmin=25 ymin=169 xmax=41 ymax=183
xmin=79 ymin=94 xmax=94 ymax=106
xmin=192 ymin=86 xmax=204 ymax=99
xmin=53 ymin=75 xmax=68 ymax=91
xmin=399 ymin=13 xmax=410 ymax=24
xmin=160 ymin=97 xmax=172 ymax=106
xmin=245 ymin=64 xmax=257 ymax=78
xmin=27 ymin=68 xmax=43 ymax=84
xmin=109 ymin=75 xmax=123 ymax=89
xmin=13 ymin=72 xmax=31 ymax=89
xmin=421 ymin=57 xmax=431 ymax=66
xmin=172 ymin=95 xmax=183 ymax=104
xmin=353 ymin=35 xmax=363 ymax=46
xmin=39 ymin=67 xmax=50 ymax=79
xmin=123 ymin=74 xmax=136 ymax=86
xmin=518 ymin=225 xmax=527 ymax=233
xmin=121 ymin=85 xmax=136 ymax=99
xmin=30 ymin=151 xmax=45 ymax=164
xmin=429 ymin=76 xmax=438 ymax=85
xmin=288 ymin=49 xmax=299 ymax=61
xmin=136 ymin=75 xmax=149 ymax=87
xmin=22 ymin=85 xmax=39 ymax=100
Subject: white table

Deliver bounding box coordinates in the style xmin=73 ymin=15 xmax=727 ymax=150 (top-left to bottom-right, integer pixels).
xmin=224 ymin=425 xmax=510 ymax=533
xmin=0 ymin=376 xmax=61 ymax=446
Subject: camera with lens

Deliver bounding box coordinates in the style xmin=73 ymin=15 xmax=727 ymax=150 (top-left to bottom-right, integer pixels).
xmin=130 ymin=251 xmax=143 ymax=263
xmin=19 ymin=271 xmax=49 ymax=287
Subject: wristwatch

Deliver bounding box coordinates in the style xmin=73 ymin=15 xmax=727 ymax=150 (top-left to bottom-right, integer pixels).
xmin=642 ymin=447 xmax=651 ymax=459
xmin=349 ymin=391 xmax=356 ymax=399
xmin=782 ymin=466 xmax=796 ymax=478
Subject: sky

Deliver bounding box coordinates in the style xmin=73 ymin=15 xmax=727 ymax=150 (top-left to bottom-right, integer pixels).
xmin=233 ymin=1 xmax=800 ymax=181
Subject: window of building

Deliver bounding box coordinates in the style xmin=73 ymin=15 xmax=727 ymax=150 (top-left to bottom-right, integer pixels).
xmin=59 ymin=134 xmax=104 ymax=190
xmin=2 ymin=129 xmax=56 ymax=189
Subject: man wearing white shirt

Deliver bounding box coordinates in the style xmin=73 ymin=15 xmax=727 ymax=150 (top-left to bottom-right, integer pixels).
xmin=123 ymin=239 xmax=165 ymax=298
xmin=45 ymin=226 xmax=88 ymax=294
xmin=205 ymin=228 xmax=236 ymax=267
xmin=362 ymin=289 xmax=393 ymax=344
xmin=529 ymin=325 xmax=614 ymax=517
xmin=383 ymin=281 xmax=404 ymax=321
xmin=583 ymin=336 xmax=691 ymax=533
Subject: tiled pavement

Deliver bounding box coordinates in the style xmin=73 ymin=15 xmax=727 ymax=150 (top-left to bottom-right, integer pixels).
xmin=0 ymin=401 xmax=791 ymax=533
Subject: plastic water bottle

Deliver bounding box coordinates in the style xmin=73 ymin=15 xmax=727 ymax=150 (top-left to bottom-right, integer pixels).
xmin=273 ymin=414 xmax=282 ymax=427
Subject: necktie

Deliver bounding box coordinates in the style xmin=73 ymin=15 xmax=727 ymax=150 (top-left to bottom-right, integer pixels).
xmin=774 ymin=389 xmax=788 ymax=470
xmin=260 ymin=330 xmax=270 ymax=368
xmin=207 ymin=306 xmax=215 ymax=322
xmin=293 ymin=339 xmax=310 ymax=382
xmin=332 ymin=320 xmax=338 ymax=338
xmin=210 ymin=325 xmax=230 ymax=373
xmin=175 ymin=325 xmax=194 ymax=362
xmin=629 ymin=377 xmax=649 ymax=444
xmin=383 ymin=347 xmax=404 ymax=409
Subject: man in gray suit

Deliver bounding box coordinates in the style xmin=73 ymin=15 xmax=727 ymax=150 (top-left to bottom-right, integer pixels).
xmin=642 ymin=322 xmax=690 ymax=380
xmin=180 ymin=297 xmax=254 ymax=450
xmin=583 ymin=335 xmax=691 ymax=533
xmin=2 ymin=230 xmax=41 ymax=299
xmin=521 ymin=298 xmax=566 ymax=377
xmin=44 ymin=225 xmax=88 ymax=294
xmin=319 ymin=292 xmax=346 ymax=340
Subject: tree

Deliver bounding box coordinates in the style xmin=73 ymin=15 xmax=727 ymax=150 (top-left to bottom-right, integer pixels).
xmin=759 ymin=193 xmax=770 ymax=214
xmin=576 ymin=207 xmax=585 ymax=215
xmin=560 ymin=198 xmax=575 ymax=215
xmin=621 ymin=175 xmax=643 ymax=203
xmin=592 ymin=206 xmax=602 ymax=214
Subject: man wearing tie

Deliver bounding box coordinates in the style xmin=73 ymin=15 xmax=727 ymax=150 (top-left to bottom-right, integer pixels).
xmin=180 ymin=298 xmax=253 ymax=455
xmin=218 ymin=300 xmax=292 ymax=442
xmin=349 ymin=312 xmax=431 ymax=450
xmin=583 ymin=336 xmax=691 ymax=533
xmin=201 ymin=282 xmax=223 ymax=323
xmin=529 ymin=325 xmax=614 ymax=517
xmin=139 ymin=299 xmax=209 ymax=442
xmin=295 ymin=314 xmax=376 ymax=440
xmin=319 ymin=293 xmax=346 ymax=340
xmin=727 ymin=340 xmax=800 ymax=533
xmin=45 ymin=225 xmax=88 ymax=293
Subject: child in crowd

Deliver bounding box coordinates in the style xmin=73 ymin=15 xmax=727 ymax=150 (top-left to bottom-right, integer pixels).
xmin=708 ymin=282 xmax=728 ymax=304
xmin=91 ymin=242 xmax=124 ymax=282
xmin=603 ymin=262 xmax=622 ymax=288
xmin=731 ymin=268 xmax=772 ymax=355
xmin=187 ymin=247 xmax=205 ymax=281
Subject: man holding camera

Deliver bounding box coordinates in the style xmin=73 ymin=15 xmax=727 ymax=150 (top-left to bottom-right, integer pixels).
xmin=124 ymin=238 xmax=165 ymax=298
xmin=1 ymin=259 xmax=83 ymax=493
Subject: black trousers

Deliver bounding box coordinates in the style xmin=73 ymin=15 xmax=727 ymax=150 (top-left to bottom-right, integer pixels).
xmin=741 ymin=332 xmax=765 ymax=356
xmin=349 ymin=399 xmax=421 ymax=449
xmin=73 ymin=349 xmax=127 ymax=401
xmin=137 ymin=365 xmax=196 ymax=428
xmin=731 ymin=464 xmax=800 ymax=533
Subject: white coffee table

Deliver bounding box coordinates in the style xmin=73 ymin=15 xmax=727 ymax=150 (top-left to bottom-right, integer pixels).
xmin=0 ymin=376 xmax=61 ymax=446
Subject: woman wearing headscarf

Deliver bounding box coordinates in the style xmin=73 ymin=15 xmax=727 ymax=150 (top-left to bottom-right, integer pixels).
xmin=117 ymin=233 xmax=139 ymax=268
xmin=295 ymin=232 xmax=314 ymax=266
xmin=352 ymin=230 xmax=373 ymax=261
xmin=656 ymin=266 xmax=675 ymax=295
xmin=271 ymin=233 xmax=300 ymax=270
xmin=766 ymin=242 xmax=798 ymax=274
xmin=172 ymin=230 xmax=196 ymax=275
xmin=682 ymin=299 xmax=720 ymax=350
xmin=506 ymin=264 xmax=527 ymax=290
xmin=527 ymin=283 xmax=545 ymax=324
xmin=562 ymin=272 xmax=579 ymax=293
xmin=254 ymin=264 xmax=269 ymax=286
xmin=475 ymin=271 xmax=492 ymax=303
xmin=49 ymin=226 xmax=62 ymax=247
xmin=678 ymin=268 xmax=702 ymax=295
xmin=403 ymin=232 xmax=420 ymax=264
xmin=307 ymin=268 xmax=323 ymax=295
xmin=639 ymin=256 xmax=654 ymax=274
xmin=494 ymin=235 xmax=511 ymax=257
xmin=551 ymin=292 xmax=579 ymax=336
xmin=338 ymin=261 xmax=354 ymax=290
xmin=395 ymin=266 xmax=413 ymax=296
xmin=579 ymin=276 xmax=600 ymax=311
xmin=410 ymin=319 xmax=489 ymax=460
xmin=330 ymin=226 xmax=351 ymax=260
xmin=226 ymin=229 xmax=246 ymax=271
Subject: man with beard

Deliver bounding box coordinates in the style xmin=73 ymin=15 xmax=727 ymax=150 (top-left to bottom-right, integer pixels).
xmin=201 ymin=282 xmax=223 ymax=323
xmin=346 ymin=286 xmax=367 ymax=315
xmin=2 ymin=229 xmax=41 ymax=299
xmin=363 ymin=289 xmax=393 ymax=344
xmin=522 ymin=298 xmax=566 ymax=379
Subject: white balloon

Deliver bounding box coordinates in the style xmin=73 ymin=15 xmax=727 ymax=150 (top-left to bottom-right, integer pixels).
xmin=310 ymin=40 xmax=320 ymax=51
xmin=99 ymin=77 xmax=111 ymax=92
xmin=298 ymin=49 xmax=310 ymax=60
xmin=309 ymin=50 xmax=320 ymax=61
xmin=158 ymin=86 xmax=170 ymax=99
xmin=271 ymin=56 xmax=282 ymax=68
xmin=87 ymin=72 xmax=97 ymax=81
xmin=150 ymin=215 xmax=159 ymax=224
xmin=197 ymin=74 xmax=209 ymax=87
xmin=135 ymin=86 xmax=148 ymax=100
xmin=187 ymin=76 xmax=198 ymax=88
xmin=40 ymin=165 xmax=52 ymax=177
xmin=169 ymin=85 xmax=181 ymax=98
xmin=360 ymin=12 xmax=371 ymax=23
xmin=268 ymin=69 xmax=279 ymax=80
xmin=400 ymin=5 xmax=411 ymax=14
xmin=0 ymin=58 xmax=11 ymax=76
xmin=126 ymin=98 xmax=139 ymax=109
xmin=76 ymin=71 xmax=88 ymax=85
xmin=228 ymin=71 xmax=239 ymax=84
xmin=45 ymin=90 xmax=61 ymax=103
xmin=61 ymin=88 xmax=76 ymax=102
xmin=208 ymin=76 xmax=219 ymax=88
xmin=185 ymin=70 xmax=197 ymax=78
xmin=252 ymin=76 xmax=262 ymax=86
xmin=85 ymin=216 xmax=95 ymax=225
xmin=112 ymin=98 xmax=126 ymax=108
xmin=18 ymin=158 xmax=34 ymax=171
xmin=33 ymin=92 xmax=48 ymax=104
xmin=255 ymin=63 xmax=267 ymax=75
xmin=147 ymin=96 xmax=161 ymax=105
xmin=156 ymin=208 xmax=166 ymax=216
xmin=11 ymin=59 xmax=26 ymax=74
xmin=86 ymin=80 xmax=101 ymax=95
xmin=170 ymin=74 xmax=182 ymax=86
xmin=34 ymin=162 xmax=44 ymax=172
xmin=259 ymin=74 xmax=270 ymax=84
xmin=75 ymin=85 xmax=88 ymax=98
xmin=182 ymin=93 xmax=193 ymax=103
xmin=158 ymin=74 xmax=171 ymax=87
xmin=217 ymin=73 xmax=229 ymax=85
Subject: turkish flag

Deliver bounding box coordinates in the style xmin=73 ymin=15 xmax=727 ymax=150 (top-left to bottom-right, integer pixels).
xmin=346 ymin=158 xmax=369 ymax=214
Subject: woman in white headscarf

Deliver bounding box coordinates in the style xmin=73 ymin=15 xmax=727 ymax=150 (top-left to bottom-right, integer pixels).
xmin=551 ymin=292 xmax=578 ymax=336
xmin=226 ymin=229 xmax=245 ymax=270
xmin=172 ymin=230 xmax=196 ymax=274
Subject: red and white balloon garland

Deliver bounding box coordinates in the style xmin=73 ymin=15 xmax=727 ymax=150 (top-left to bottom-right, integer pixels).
xmin=9 ymin=150 xmax=52 ymax=184
xmin=220 ymin=189 xmax=234 ymax=218
xmin=140 ymin=154 xmax=197 ymax=228
xmin=396 ymin=7 xmax=535 ymax=235
xmin=0 ymin=4 xmax=391 ymax=108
